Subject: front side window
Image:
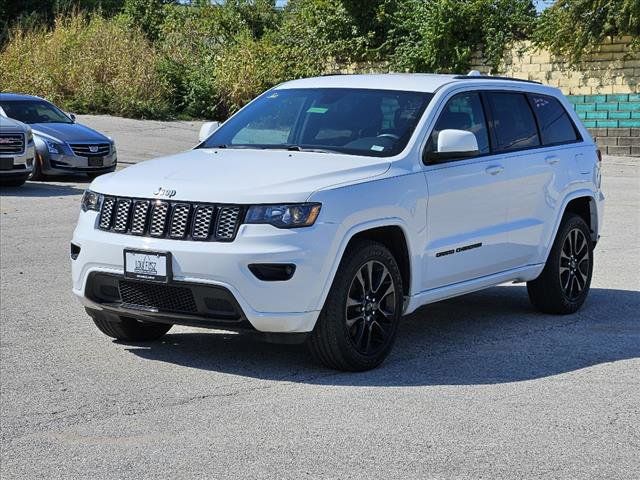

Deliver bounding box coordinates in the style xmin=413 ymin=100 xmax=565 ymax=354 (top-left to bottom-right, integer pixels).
xmin=486 ymin=92 xmax=540 ymax=152
xmin=0 ymin=100 xmax=72 ymax=124
xmin=425 ymin=92 xmax=490 ymax=157
xmin=528 ymin=94 xmax=579 ymax=145
xmin=200 ymin=88 xmax=433 ymax=158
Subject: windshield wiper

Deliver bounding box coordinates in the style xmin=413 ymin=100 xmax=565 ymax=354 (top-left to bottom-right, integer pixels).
xmin=284 ymin=145 xmax=336 ymax=154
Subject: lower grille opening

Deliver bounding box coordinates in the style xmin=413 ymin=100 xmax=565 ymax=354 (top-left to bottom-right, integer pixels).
xmin=85 ymin=273 xmax=246 ymax=323
xmin=119 ymin=281 xmax=198 ymax=314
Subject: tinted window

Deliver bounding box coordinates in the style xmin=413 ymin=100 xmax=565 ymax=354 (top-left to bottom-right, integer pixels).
xmin=426 ymin=92 xmax=490 ymax=156
xmin=486 ymin=92 xmax=539 ymax=152
xmin=201 ymin=88 xmax=432 ymax=158
xmin=0 ymin=100 xmax=72 ymax=124
xmin=529 ymin=94 xmax=579 ymax=145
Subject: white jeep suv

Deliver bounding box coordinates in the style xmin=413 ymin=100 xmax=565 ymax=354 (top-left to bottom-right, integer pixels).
xmin=71 ymin=73 xmax=604 ymax=371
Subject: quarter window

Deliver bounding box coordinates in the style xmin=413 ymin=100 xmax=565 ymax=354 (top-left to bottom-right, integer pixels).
xmin=528 ymin=94 xmax=579 ymax=145
xmin=486 ymin=92 xmax=540 ymax=152
xmin=426 ymin=92 xmax=490 ymax=157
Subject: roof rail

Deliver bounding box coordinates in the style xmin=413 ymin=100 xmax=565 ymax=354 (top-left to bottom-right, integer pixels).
xmin=454 ymin=74 xmax=542 ymax=85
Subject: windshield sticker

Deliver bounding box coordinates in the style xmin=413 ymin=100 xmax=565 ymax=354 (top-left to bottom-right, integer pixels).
xmin=307 ymin=107 xmax=328 ymax=114
xmin=267 ymin=93 xmax=279 ymax=98
xmin=371 ymin=145 xmax=385 ymax=152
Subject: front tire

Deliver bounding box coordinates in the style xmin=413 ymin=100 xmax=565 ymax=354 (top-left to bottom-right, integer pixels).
xmin=308 ymin=240 xmax=403 ymax=371
xmin=87 ymin=309 xmax=172 ymax=341
xmin=527 ymin=214 xmax=593 ymax=314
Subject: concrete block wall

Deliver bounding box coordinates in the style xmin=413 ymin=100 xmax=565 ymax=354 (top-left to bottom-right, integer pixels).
xmin=471 ymin=37 xmax=640 ymax=156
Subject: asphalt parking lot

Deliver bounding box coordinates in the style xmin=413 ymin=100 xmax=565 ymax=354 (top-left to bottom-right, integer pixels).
xmin=1 ymin=115 xmax=639 ymax=479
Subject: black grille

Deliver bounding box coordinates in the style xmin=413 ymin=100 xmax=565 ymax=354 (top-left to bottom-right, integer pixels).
xmin=119 ymin=280 xmax=198 ymax=314
xmin=0 ymin=133 xmax=25 ymax=154
xmin=70 ymin=143 xmax=111 ymax=157
xmin=97 ymin=196 xmax=242 ymax=242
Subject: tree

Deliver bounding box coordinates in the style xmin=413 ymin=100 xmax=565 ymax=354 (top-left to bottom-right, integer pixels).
xmin=534 ymin=0 xmax=640 ymax=63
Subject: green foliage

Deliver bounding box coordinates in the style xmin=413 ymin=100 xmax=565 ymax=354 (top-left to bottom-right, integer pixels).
xmin=0 ymin=13 xmax=170 ymax=118
xmin=121 ymin=0 xmax=175 ymax=41
xmin=534 ymin=0 xmax=640 ymax=63
xmin=389 ymin=0 xmax=536 ymax=73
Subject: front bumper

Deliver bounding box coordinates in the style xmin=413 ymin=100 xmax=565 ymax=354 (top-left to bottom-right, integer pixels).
xmin=0 ymin=144 xmax=35 ymax=178
xmin=42 ymin=150 xmax=117 ymax=175
xmin=71 ymin=211 xmax=339 ymax=333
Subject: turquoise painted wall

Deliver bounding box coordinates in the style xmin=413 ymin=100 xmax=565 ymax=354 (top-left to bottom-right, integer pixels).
xmin=569 ymin=94 xmax=640 ymax=129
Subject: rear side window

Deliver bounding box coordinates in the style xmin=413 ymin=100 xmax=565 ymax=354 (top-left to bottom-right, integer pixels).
xmin=486 ymin=92 xmax=540 ymax=152
xmin=528 ymin=94 xmax=579 ymax=145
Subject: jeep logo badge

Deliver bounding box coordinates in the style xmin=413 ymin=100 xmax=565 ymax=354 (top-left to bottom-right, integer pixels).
xmin=153 ymin=187 xmax=176 ymax=198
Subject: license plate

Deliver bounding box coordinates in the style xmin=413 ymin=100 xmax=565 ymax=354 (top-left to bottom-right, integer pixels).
xmin=124 ymin=250 xmax=171 ymax=282
xmin=88 ymin=157 xmax=104 ymax=167
xmin=0 ymin=158 xmax=13 ymax=170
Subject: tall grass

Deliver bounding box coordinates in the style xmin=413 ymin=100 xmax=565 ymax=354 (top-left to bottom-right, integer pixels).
xmin=0 ymin=13 xmax=171 ymax=118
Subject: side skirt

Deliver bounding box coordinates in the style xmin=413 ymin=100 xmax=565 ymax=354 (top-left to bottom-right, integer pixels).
xmin=405 ymin=263 xmax=545 ymax=314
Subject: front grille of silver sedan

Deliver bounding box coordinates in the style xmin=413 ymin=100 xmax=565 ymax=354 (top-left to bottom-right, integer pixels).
xmin=97 ymin=196 xmax=243 ymax=242
xmin=0 ymin=133 xmax=25 ymax=154
xmin=69 ymin=143 xmax=111 ymax=157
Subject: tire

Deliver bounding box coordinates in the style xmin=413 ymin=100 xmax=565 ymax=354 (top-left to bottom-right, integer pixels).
xmin=527 ymin=214 xmax=593 ymax=314
xmin=308 ymin=239 xmax=404 ymax=371
xmin=29 ymin=154 xmax=44 ymax=181
xmin=0 ymin=177 xmax=27 ymax=187
xmin=87 ymin=308 xmax=172 ymax=341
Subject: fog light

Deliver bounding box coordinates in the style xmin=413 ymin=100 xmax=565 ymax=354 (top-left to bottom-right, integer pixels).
xmin=248 ymin=263 xmax=296 ymax=281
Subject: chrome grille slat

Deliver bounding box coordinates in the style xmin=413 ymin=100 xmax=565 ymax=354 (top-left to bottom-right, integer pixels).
xmin=96 ymin=196 xmax=242 ymax=242
xmin=216 ymin=207 xmax=241 ymax=240
xmin=149 ymin=201 xmax=170 ymax=237
xmin=169 ymin=204 xmax=191 ymax=239
xmin=99 ymin=197 xmax=116 ymax=229
xmin=0 ymin=133 xmax=25 ymax=154
xmin=130 ymin=201 xmax=150 ymax=235
xmin=69 ymin=143 xmax=111 ymax=157
xmin=113 ymin=199 xmax=132 ymax=232
xmin=192 ymin=205 xmax=215 ymax=240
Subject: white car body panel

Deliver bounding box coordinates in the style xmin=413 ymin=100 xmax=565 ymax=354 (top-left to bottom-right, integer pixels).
xmin=71 ymin=74 xmax=604 ymax=333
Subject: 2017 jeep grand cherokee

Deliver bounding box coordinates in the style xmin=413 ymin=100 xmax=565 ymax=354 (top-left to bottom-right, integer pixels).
xmin=71 ymin=73 xmax=604 ymax=371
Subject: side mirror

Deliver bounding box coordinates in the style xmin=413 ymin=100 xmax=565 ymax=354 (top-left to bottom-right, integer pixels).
xmin=68 ymin=113 xmax=76 ymax=123
xmin=198 ymin=121 xmax=220 ymax=142
xmin=426 ymin=129 xmax=479 ymax=162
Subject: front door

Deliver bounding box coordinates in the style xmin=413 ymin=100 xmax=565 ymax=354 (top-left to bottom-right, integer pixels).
xmin=421 ymin=91 xmax=513 ymax=290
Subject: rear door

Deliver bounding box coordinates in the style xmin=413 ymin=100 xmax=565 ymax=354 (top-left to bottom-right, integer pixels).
xmin=422 ymin=91 xmax=513 ymax=290
xmin=482 ymin=91 xmax=548 ymax=270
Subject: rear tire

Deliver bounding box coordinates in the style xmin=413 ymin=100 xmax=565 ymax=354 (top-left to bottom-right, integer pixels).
xmin=527 ymin=214 xmax=593 ymax=314
xmin=308 ymin=240 xmax=403 ymax=371
xmin=87 ymin=309 xmax=172 ymax=341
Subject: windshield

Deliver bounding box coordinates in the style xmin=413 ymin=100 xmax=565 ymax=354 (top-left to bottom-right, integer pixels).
xmin=0 ymin=99 xmax=73 ymax=124
xmin=200 ymin=88 xmax=433 ymax=157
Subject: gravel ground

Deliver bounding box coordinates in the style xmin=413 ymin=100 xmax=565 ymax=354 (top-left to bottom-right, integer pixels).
xmin=1 ymin=115 xmax=639 ymax=479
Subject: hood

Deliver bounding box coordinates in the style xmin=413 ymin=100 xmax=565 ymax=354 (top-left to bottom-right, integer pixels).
xmin=0 ymin=116 xmax=29 ymax=133
xmin=91 ymin=148 xmax=391 ymax=203
xmin=31 ymin=122 xmax=110 ymax=143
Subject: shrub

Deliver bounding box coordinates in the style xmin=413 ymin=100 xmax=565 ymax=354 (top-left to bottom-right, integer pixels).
xmin=0 ymin=12 xmax=171 ymax=118
xmin=534 ymin=0 xmax=640 ymax=64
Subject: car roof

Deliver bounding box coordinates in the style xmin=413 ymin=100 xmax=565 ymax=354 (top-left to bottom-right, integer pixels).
xmin=0 ymin=92 xmax=43 ymax=101
xmin=274 ymin=73 xmax=549 ymax=94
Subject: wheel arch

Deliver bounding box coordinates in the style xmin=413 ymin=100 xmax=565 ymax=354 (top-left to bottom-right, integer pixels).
xmin=316 ymin=219 xmax=415 ymax=314
xmin=543 ymin=190 xmax=599 ymax=265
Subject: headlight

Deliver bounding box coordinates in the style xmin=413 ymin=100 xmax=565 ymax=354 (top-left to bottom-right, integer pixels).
xmin=44 ymin=139 xmax=64 ymax=155
xmin=245 ymin=203 xmax=321 ymax=228
xmin=81 ymin=190 xmax=103 ymax=212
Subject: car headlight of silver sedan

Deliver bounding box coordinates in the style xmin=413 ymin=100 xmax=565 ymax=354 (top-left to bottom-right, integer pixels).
xmin=81 ymin=190 xmax=103 ymax=212
xmin=245 ymin=203 xmax=321 ymax=228
xmin=44 ymin=139 xmax=65 ymax=155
